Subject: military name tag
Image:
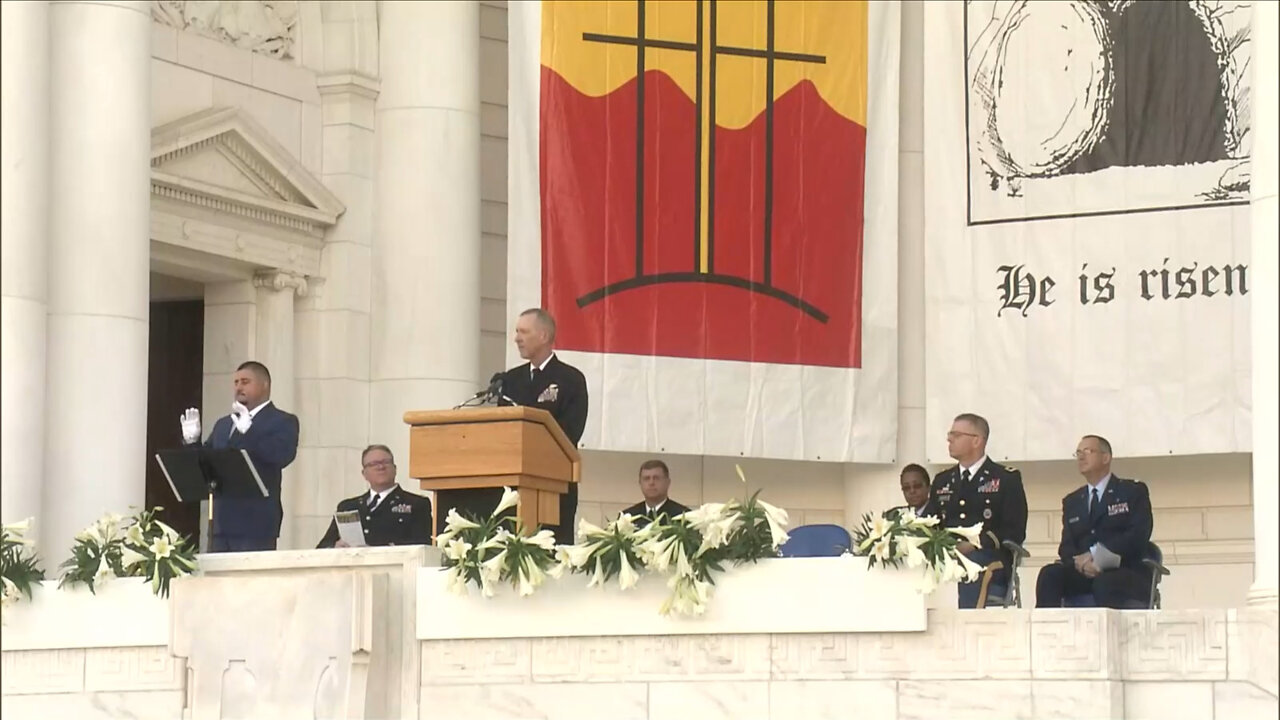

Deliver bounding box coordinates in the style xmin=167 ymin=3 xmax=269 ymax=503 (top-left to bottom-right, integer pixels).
xmin=1107 ymin=502 xmax=1130 ymax=516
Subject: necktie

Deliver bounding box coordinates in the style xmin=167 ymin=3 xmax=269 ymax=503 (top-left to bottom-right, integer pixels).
xmin=531 ymin=366 xmax=541 ymax=381
xmin=368 ymin=493 xmax=381 ymax=512
xmin=1090 ymin=487 xmax=1101 ymax=517
xmin=960 ymin=468 xmax=971 ymax=485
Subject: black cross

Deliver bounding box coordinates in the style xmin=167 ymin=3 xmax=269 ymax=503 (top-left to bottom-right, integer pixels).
xmin=576 ymin=0 xmax=830 ymax=322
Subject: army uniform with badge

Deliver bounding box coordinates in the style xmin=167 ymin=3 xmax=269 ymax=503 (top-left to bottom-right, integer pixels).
xmin=931 ymin=459 xmax=1029 ymax=607
xmin=1036 ymin=475 xmax=1153 ymax=608
xmin=317 ymin=485 xmax=433 ymax=548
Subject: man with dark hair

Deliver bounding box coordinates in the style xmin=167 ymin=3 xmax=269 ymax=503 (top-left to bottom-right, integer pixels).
xmin=896 ymin=463 xmax=934 ymax=516
xmin=930 ymin=412 xmax=1028 ymax=608
xmin=498 ymin=307 xmax=589 ymax=543
xmin=317 ymin=445 xmax=433 ymax=548
xmin=622 ymin=459 xmax=691 ymax=527
xmin=1036 ymin=435 xmax=1154 ymax=608
xmin=179 ymin=360 xmax=299 ymax=552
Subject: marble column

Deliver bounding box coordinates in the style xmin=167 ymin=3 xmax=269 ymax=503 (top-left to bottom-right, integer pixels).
xmin=0 ymin=0 xmax=49 ymax=528
xmin=41 ymin=0 xmax=151 ymax=555
xmin=1248 ymin=0 xmax=1278 ymax=609
xmin=254 ymin=270 xmax=305 ymax=548
xmin=371 ymin=0 xmax=481 ymax=466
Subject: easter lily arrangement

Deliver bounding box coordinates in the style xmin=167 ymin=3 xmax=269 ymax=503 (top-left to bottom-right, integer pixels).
xmin=849 ymin=507 xmax=987 ymax=593
xmin=58 ymin=507 xmax=198 ymax=598
xmin=438 ymin=466 xmax=791 ymax=616
xmin=1 ymin=519 xmax=46 ymax=622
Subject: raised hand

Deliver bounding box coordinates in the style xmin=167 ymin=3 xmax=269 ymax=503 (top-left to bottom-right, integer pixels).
xmin=230 ymin=402 xmax=253 ymax=435
xmin=180 ymin=408 xmax=201 ymax=444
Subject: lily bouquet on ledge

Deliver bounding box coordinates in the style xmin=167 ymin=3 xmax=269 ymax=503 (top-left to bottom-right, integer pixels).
xmin=1 ymin=519 xmax=46 ymax=622
xmin=437 ymin=487 xmax=558 ymax=597
xmin=59 ymin=508 xmax=198 ymax=598
xmin=555 ymin=513 xmax=655 ymax=591
xmin=849 ymin=507 xmax=986 ymax=593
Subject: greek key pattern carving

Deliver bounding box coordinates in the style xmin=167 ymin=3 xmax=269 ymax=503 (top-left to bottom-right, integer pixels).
xmin=1030 ymin=610 xmax=1121 ymax=679
xmin=0 ymin=649 xmax=85 ymax=695
xmin=83 ymin=646 xmax=186 ymax=692
xmin=421 ymin=639 xmax=531 ymax=686
xmin=1120 ymin=609 xmax=1228 ymax=680
xmin=531 ymin=635 xmax=771 ymax=683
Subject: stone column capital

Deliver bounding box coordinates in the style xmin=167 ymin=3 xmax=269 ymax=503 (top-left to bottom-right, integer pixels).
xmin=253 ymin=269 xmax=309 ymax=297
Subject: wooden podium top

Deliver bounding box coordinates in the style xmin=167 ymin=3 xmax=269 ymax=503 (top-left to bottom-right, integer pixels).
xmin=402 ymin=406 xmax=581 ymax=466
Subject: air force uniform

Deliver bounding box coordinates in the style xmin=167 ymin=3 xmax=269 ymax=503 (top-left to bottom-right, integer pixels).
xmin=317 ymin=485 xmax=433 ymax=548
xmin=1036 ymin=475 xmax=1154 ymax=608
xmin=931 ymin=458 xmax=1029 ymax=608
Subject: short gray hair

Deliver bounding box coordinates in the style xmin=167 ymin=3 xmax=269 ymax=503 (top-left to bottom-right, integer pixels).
xmin=520 ymin=308 xmax=557 ymax=342
xmin=953 ymin=413 xmax=990 ymax=441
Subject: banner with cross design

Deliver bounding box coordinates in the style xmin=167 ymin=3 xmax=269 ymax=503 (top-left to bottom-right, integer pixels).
xmin=509 ymin=0 xmax=901 ymax=461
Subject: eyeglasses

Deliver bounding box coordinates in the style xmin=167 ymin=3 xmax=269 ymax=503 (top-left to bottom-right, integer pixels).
xmin=1072 ymin=449 xmax=1104 ymax=459
xmin=946 ymin=431 xmax=978 ymax=440
xmin=363 ymin=460 xmax=394 ymax=469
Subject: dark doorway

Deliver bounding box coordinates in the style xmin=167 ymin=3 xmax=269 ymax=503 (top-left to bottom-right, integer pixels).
xmin=1063 ymin=1 xmax=1229 ymax=174
xmin=146 ymin=299 xmax=205 ymax=544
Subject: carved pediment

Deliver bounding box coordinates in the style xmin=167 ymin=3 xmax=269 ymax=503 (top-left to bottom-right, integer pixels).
xmin=151 ymin=107 xmax=344 ymax=238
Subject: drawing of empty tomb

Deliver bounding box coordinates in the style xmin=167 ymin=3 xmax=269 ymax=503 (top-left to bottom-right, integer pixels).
xmin=966 ymin=0 xmax=1252 ymax=223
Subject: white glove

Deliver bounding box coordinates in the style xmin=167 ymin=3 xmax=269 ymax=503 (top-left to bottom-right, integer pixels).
xmin=230 ymin=402 xmax=253 ymax=434
xmin=180 ymin=408 xmax=201 ymax=444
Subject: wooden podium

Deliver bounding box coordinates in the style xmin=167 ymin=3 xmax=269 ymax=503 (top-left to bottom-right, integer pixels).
xmin=402 ymin=407 xmax=581 ymax=537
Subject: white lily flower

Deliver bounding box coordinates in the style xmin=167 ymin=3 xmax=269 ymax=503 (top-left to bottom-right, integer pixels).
xmin=948 ymin=523 xmax=984 ymax=548
xmin=638 ymin=534 xmax=677 ymax=572
xmin=492 ymin=486 xmax=520 ymax=517
xmin=546 ymin=560 xmax=567 ymax=579
xmin=756 ymin=499 xmax=791 ymax=548
xmin=577 ymin=517 xmax=605 ymax=541
xmin=867 ymin=515 xmax=891 ymax=542
xmin=94 ymin=557 xmax=116 ymax=585
xmin=612 ymin=513 xmax=637 ymax=536
xmin=917 ymin=567 xmax=940 ymax=594
xmin=956 ymin=549 xmax=986 ymax=582
xmin=683 ymin=502 xmax=727 ymax=528
xmin=3 ymin=518 xmax=32 ymax=539
xmin=586 ymin=556 xmax=607 ymax=589
xmin=442 ymin=538 xmax=473 ymax=561
xmin=558 ymin=541 xmax=599 ymax=569
xmin=939 ymin=554 xmax=965 ymax=583
xmin=526 ymin=529 xmax=557 ymax=551
xmin=696 ymin=512 xmax=739 ymax=556
xmin=149 ymin=536 xmax=173 ymax=560
xmin=516 ymin=556 xmax=543 ymax=596
xmin=735 ymin=464 xmax=748 ymax=484
xmin=898 ymin=534 xmax=929 ymax=568
xmin=2 ymin=576 xmax=19 ymax=599
xmin=125 ymin=523 xmax=146 ymax=546
xmin=120 ymin=544 xmax=149 ymax=569
xmin=908 ymin=513 xmax=940 ymax=528
xmin=443 ymin=508 xmax=481 ymax=532
xmin=617 ymin=552 xmax=640 ymax=591
xmin=871 ymin=537 xmax=893 ymax=561
xmin=445 ymin=567 xmax=470 ymax=596
xmin=674 ymin=543 xmax=694 ymax=577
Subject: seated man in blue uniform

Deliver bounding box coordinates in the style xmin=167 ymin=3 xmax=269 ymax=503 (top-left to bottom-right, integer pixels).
xmin=1036 ymin=435 xmax=1154 ymax=608
xmin=930 ymin=413 xmax=1028 ymax=608
xmin=180 ymin=360 xmax=299 ymax=552
xmin=622 ymin=459 xmax=690 ymax=527
xmin=317 ymin=444 xmax=433 ymax=548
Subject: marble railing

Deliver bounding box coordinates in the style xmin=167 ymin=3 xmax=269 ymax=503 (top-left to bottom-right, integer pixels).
xmin=1 ymin=551 xmax=1275 ymax=720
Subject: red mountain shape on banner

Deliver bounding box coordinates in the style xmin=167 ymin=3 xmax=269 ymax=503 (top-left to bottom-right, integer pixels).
xmin=540 ymin=66 xmax=867 ymax=369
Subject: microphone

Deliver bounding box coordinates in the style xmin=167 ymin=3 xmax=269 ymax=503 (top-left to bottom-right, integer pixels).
xmin=483 ymin=372 xmax=504 ymax=402
xmin=453 ymin=373 xmax=505 ymax=409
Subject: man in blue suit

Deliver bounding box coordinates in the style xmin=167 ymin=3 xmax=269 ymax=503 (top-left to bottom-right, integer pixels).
xmin=181 ymin=361 xmax=299 ymax=552
xmin=1035 ymin=435 xmax=1154 ymax=608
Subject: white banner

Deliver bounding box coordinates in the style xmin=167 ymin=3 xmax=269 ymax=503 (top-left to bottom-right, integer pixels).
xmin=923 ymin=1 xmax=1254 ymax=462
xmin=509 ymin=1 xmax=900 ymax=462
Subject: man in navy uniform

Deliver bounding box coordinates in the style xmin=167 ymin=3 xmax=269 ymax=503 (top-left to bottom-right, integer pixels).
xmin=180 ymin=360 xmax=299 ymax=552
xmin=1036 ymin=435 xmax=1154 ymax=608
xmin=622 ymin=459 xmax=691 ymax=528
xmin=499 ymin=308 xmax=589 ymax=544
xmin=930 ymin=413 xmax=1028 ymax=608
xmin=317 ymin=444 xmax=432 ymax=548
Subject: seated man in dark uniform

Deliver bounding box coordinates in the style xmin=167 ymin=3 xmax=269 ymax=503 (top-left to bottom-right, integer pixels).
xmin=1036 ymin=435 xmax=1154 ymax=608
xmin=622 ymin=459 xmax=691 ymax=527
xmin=317 ymin=444 xmax=432 ymax=548
xmin=930 ymin=413 xmax=1028 ymax=608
